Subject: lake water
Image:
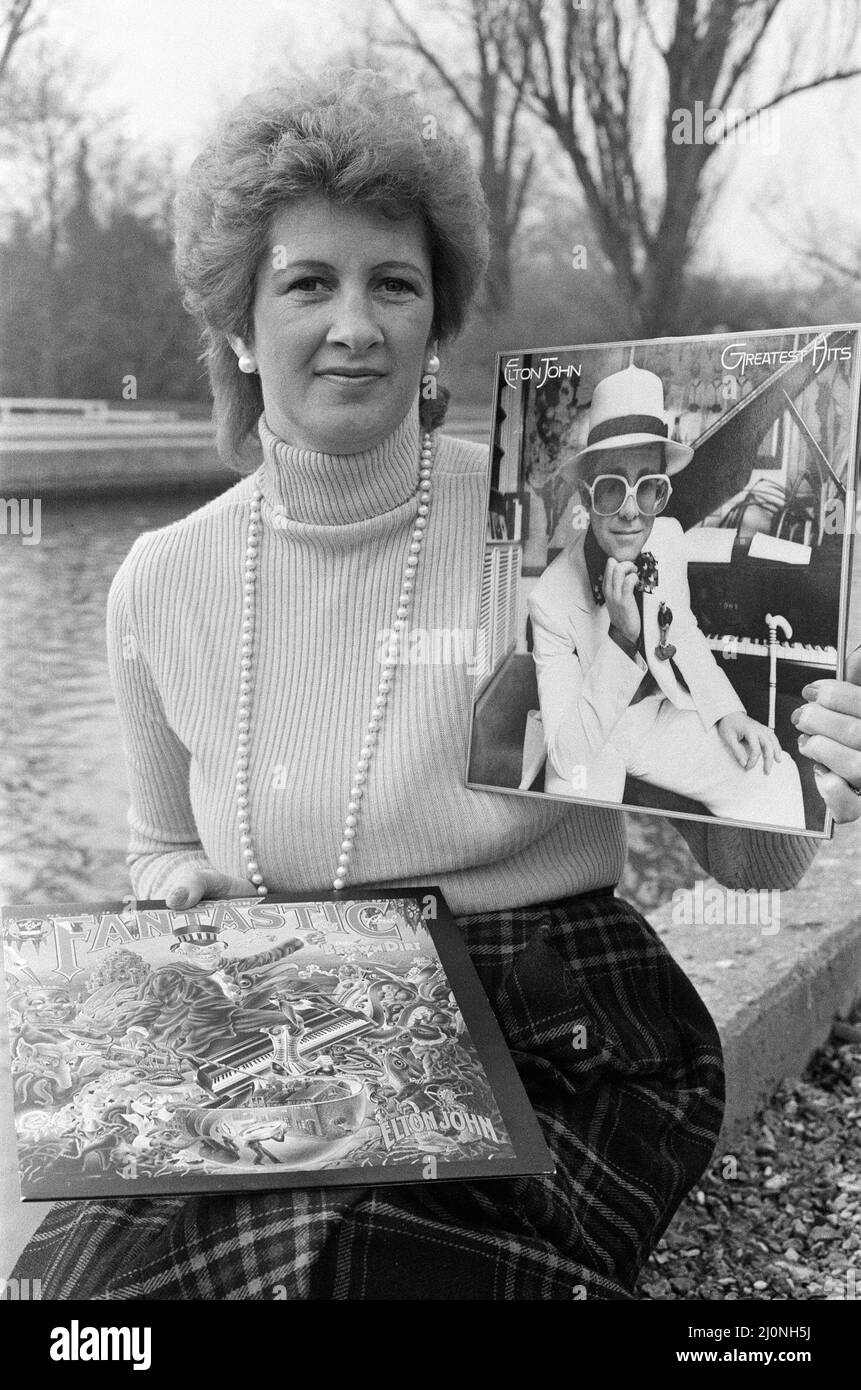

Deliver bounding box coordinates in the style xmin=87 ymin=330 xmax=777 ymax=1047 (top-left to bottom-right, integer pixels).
xmin=2 ymin=487 xmax=858 ymax=914
xmin=0 ymin=493 xmax=208 ymax=905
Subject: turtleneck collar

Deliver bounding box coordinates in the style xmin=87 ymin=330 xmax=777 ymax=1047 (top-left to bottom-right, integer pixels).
xmin=257 ymin=401 xmax=422 ymax=527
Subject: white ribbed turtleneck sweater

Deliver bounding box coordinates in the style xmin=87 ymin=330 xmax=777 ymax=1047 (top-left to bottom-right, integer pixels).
xmin=106 ymin=400 xmax=815 ymax=914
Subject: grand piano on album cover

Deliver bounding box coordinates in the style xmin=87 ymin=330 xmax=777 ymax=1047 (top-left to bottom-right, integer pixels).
xmin=667 ymin=328 xmax=853 ymax=831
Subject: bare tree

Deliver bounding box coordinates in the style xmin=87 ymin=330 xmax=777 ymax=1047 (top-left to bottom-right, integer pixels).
xmin=0 ymin=39 xmax=104 ymax=391
xmin=755 ymin=113 xmax=861 ymax=294
xmin=0 ymin=0 xmax=40 ymax=89
xmin=1 ymin=42 xmax=100 ymax=262
xmin=504 ymin=0 xmax=861 ymax=335
xmin=759 ymin=206 xmax=861 ymax=288
xmin=380 ymin=0 xmax=538 ymax=314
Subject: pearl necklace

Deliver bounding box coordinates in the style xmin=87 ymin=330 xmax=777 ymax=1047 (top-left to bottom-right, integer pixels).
xmin=237 ymin=430 xmax=436 ymax=896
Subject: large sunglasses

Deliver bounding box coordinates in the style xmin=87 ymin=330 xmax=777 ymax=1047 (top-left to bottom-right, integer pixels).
xmin=583 ymin=473 xmax=672 ymax=517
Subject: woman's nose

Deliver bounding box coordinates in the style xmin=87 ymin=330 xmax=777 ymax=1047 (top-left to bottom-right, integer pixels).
xmin=326 ymin=291 xmax=384 ymax=353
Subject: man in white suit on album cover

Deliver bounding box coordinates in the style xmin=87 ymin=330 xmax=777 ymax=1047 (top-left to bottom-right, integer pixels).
xmin=527 ymin=364 xmax=806 ymax=829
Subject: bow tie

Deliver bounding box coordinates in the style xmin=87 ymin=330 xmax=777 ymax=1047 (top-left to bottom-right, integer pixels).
xmin=590 ymin=551 xmax=659 ymax=606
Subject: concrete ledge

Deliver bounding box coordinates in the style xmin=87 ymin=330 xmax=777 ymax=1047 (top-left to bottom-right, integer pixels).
xmin=648 ymin=819 xmax=861 ymax=1143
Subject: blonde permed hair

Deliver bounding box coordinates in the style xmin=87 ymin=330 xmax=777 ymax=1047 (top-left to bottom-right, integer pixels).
xmin=174 ymin=67 xmax=490 ymax=470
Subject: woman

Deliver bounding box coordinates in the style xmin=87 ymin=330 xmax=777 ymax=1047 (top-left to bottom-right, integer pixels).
xmin=13 ymin=68 xmax=861 ymax=1300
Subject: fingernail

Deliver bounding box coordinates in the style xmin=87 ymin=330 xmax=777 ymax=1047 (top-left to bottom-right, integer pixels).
xmin=797 ymin=733 xmax=809 ymax=748
xmin=813 ymin=762 xmax=829 ymax=777
xmin=790 ymin=708 xmax=801 ymax=727
xmin=802 ymin=683 xmax=820 ymax=701
xmin=167 ymin=889 xmax=188 ymax=908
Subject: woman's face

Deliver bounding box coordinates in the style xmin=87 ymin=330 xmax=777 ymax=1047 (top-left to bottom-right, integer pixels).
xmin=248 ymin=195 xmax=435 ymax=454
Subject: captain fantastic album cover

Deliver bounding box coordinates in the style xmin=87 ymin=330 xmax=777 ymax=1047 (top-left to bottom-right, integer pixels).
xmin=466 ymin=324 xmax=861 ymax=840
xmin=1 ymin=889 xmax=553 ymax=1200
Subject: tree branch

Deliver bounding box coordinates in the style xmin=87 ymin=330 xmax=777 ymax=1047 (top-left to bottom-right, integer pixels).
xmin=608 ymin=4 xmax=649 ymax=249
xmin=715 ymin=0 xmax=782 ymax=108
xmin=0 ymin=0 xmax=36 ymax=88
xmin=757 ymin=205 xmax=861 ymax=284
xmin=378 ymin=0 xmax=482 ymax=127
xmin=509 ymin=148 xmax=536 ymax=227
xmin=792 ymin=244 xmax=861 ymax=284
xmin=721 ymin=67 xmax=861 ymax=135
xmin=634 ymin=0 xmax=666 ymax=56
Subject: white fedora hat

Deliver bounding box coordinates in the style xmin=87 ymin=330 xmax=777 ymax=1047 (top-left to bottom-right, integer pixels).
xmin=571 ymin=364 xmax=693 ymax=476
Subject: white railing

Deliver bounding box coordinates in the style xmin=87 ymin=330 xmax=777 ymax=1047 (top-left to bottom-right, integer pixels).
xmin=0 ymin=398 xmax=181 ymax=425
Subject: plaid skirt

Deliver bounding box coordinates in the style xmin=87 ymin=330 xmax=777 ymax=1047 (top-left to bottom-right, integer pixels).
xmin=11 ymin=888 xmax=723 ymax=1300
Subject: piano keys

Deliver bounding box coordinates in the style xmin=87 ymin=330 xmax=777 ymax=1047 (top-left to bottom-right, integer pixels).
xmin=195 ymin=1000 xmax=376 ymax=1102
xmin=686 ymin=528 xmax=843 ymax=696
xmin=195 ymin=1034 xmax=275 ymax=1098
xmin=290 ymin=999 xmax=376 ymax=1055
xmin=706 ymin=635 xmax=837 ymax=669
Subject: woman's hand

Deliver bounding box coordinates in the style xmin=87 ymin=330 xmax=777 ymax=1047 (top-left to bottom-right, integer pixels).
xmin=792 ymin=647 xmax=861 ymax=824
xmin=165 ymin=868 xmax=258 ymax=910
xmin=603 ymin=558 xmax=641 ymax=645
xmin=717 ymin=711 xmax=782 ymax=772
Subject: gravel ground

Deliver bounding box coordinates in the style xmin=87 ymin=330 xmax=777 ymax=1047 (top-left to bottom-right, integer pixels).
xmin=637 ymin=1021 xmax=861 ymax=1301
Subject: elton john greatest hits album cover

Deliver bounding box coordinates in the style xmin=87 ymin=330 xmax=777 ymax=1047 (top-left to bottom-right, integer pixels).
xmin=467 ymin=324 xmax=861 ymax=839
xmin=1 ymin=890 xmax=552 ymax=1200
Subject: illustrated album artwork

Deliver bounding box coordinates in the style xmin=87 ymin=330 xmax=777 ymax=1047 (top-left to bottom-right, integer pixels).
xmin=1 ymin=890 xmax=553 ymax=1199
xmin=467 ymin=324 xmax=861 ymax=838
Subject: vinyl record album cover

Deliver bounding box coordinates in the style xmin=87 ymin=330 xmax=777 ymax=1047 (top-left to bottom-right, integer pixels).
xmin=467 ymin=324 xmax=861 ymax=839
xmin=1 ymin=889 xmax=553 ymax=1200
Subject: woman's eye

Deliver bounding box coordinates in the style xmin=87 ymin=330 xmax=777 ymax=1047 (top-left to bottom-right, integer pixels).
xmin=378 ymin=277 xmax=416 ymax=295
xmin=286 ymin=276 xmax=329 ymax=293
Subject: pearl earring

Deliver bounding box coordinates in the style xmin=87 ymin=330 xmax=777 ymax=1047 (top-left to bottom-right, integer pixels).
xmin=425 ymin=351 xmax=441 ymax=376
xmin=238 ymin=354 xmax=257 ymax=374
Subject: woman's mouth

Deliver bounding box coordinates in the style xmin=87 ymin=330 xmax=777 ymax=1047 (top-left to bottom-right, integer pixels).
xmin=316 ymin=368 xmax=386 ymax=384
